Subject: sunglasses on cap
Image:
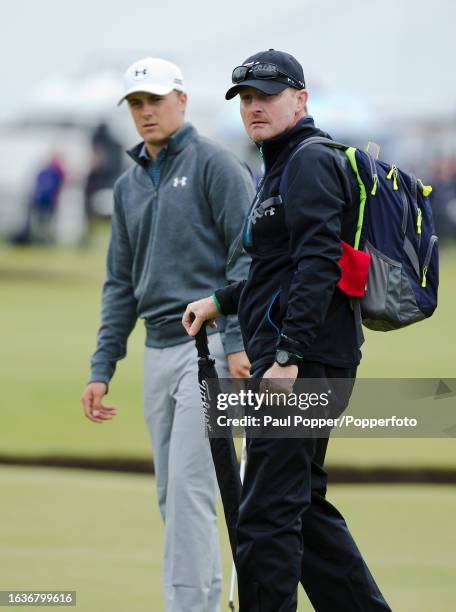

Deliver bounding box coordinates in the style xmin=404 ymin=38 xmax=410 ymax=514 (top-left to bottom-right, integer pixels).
xmin=232 ymin=62 xmax=305 ymax=89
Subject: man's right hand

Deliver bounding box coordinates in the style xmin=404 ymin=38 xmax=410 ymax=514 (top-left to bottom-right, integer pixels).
xmin=81 ymin=382 xmax=117 ymax=424
xmin=182 ymin=295 xmax=221 ymax=336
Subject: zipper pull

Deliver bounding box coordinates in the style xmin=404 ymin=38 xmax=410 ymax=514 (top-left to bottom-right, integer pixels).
xmin=259 ymin=144 xmax=266 ymax=175
xmin=421 ymin=266 xmax=428 ymax=288
xmin=418 ymin=179 xmax=433 ymax=197
xmin=417 ymin=208 xmax=422 ymax=234
xmin=392 ymin=167 xmax=398 ymax=191
xmin=386 ymin=165 xmax=398 ymax=190
xmin=371 ymin=174 xmax=379 ymax=196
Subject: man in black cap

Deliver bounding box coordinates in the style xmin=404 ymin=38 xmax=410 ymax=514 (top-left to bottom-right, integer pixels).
xmin=183 ymin=50 xmax=392 ymax=611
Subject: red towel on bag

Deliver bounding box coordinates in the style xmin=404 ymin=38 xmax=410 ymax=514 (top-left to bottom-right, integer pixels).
xmin=337 ymin=240 xmax=371 ymax=297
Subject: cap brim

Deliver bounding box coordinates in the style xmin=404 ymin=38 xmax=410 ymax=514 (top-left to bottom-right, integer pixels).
xmin=117 ymin=84 xmax=175 ymax=106
xmin=225 ymin=79 xmax=288 ymax=100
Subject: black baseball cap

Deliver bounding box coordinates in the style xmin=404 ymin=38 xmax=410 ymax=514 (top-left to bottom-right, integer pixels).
xmin=225 ymin=49 xmax=306 ymax=100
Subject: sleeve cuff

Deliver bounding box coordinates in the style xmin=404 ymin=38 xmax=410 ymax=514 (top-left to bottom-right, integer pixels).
xmin=276 ymin=333 xmax=304 ymax=358
xmin=87 ymin=379 xmax=110 ymax=393
xmin=214 ymin=287 xmax=236 ymax=316
xmin=212 ymin=292 xmax=223 ymax=315
xmin=89 ymin=366 xmax=113 ymax=387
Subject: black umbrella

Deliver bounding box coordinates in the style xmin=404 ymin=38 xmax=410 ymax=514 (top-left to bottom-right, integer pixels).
xmin=190 ymin=314 xmax=242 ymax=563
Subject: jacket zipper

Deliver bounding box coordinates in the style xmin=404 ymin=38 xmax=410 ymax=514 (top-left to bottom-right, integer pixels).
xmin=396 ymin=173 xmax=409 ymax=234
xmin=245 ymin=148 xmax=267 ymax=247
xmin=366 ymin=152 xmax=379 ymax=196
xmin=421 ymin=235 xmax=438 ymax=288
xmin=245 ymin=176 xmax=267 ymax=246
xmin=408 ymin=174 xmax=422 ymax=248
xmin=416 ymin=207 xmax=422 ymax=241
xmin=227 ymin=161 xmax=266 ymax=264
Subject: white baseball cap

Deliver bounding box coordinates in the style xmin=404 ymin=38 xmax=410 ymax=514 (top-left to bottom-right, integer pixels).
xmin=118 ymin=57 xmax=185 ymax=106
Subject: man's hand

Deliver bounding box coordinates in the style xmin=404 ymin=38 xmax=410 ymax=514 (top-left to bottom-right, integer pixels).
xmin=227 ymin=351 xmax=251 ymax=378
xmin=182 ymin=295 xmax=220 ymax=336
xmin=260 ymin=362 xmax=298 ymax=400
xmin=81 ymin=382 xmax=117 ymax=424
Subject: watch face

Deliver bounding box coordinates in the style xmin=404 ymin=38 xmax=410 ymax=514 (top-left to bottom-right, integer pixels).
xmin=276 ymin=350 xmax=289 ymax=365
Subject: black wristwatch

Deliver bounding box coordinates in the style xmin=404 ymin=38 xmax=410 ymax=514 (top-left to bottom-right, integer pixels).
xmin=275 ymin=349 xmax=300 ymax=367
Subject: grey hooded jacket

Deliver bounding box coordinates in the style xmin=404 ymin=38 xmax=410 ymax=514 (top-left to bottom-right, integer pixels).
xmin=90 ymin=122 xmax=254 ymax=384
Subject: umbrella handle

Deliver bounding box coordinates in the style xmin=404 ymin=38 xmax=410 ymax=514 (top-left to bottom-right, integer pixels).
xmin=189 ymin=312 xmax=210 ymax=359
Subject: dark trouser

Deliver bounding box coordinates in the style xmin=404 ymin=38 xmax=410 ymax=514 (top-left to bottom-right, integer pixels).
xmin=236 ymin=361 xmax=392 ymax=612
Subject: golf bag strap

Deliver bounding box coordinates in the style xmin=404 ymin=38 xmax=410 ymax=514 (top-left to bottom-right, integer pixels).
xmin=190 ymin=312 xmax=211 ymax=358
xmin=195 ymin=329 xmax=210 ymax=359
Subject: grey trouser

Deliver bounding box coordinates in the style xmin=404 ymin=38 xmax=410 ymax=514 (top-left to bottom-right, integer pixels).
xmin=143 ymin=332 xmax=229 ymax=612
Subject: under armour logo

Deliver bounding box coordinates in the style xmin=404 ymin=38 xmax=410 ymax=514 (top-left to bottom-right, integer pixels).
xmin=173 ymin=176 xmax=187 ymax=187
xmin=133 ymin=67 xmax=149 ymax=79
xmin=250 ymin=205 xmax=276 ymax=225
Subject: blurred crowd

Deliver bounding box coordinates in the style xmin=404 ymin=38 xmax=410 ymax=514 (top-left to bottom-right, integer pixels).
xmin=429 ymin=155 xmax=456 ymax=240
xmin=8 ymin=122 xmax=123 ymax=247
xmin=3 ymin=126 xmax=456 ymax=248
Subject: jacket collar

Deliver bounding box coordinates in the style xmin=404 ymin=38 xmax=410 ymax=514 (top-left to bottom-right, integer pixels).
xmin=127 ymin=122 xmax=198 ymax=167
xmin=259 ymin=115 xmax=329 ymax=172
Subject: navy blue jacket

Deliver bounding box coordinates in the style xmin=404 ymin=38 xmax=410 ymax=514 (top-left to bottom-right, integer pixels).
xmin=215 ymin=116 xmax=362 ymax=374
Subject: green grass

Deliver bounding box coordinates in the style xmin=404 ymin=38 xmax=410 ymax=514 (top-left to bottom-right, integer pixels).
xmin=1 ymin=466 xmax=455 ymax=611
xmin=0 ymin=239 xmax=455 ymax=467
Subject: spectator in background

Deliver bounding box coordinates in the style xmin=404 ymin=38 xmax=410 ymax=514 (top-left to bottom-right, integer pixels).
xmin=30 ymin=153 xmax=65 ymax=244
xmin=83 ymin=122 xmax=123 ymax=244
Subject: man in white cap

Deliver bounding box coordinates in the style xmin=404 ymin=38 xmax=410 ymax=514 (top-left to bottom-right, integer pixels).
xmin=81 ymin=57 xmax=254 ymax=612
